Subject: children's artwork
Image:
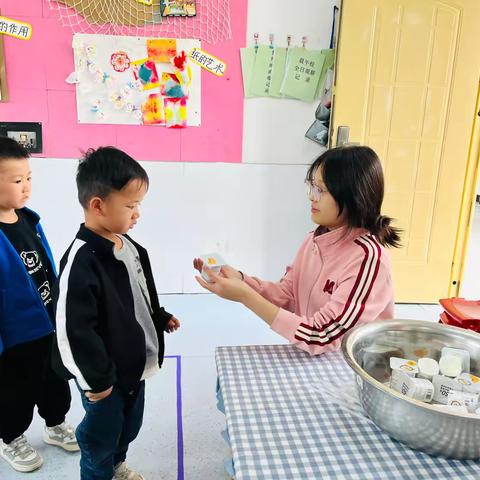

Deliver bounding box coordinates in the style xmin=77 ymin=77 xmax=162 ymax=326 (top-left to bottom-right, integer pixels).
xmin=161 ymin=73 xmax=185 ymax=98
xmin=164 ymin=97 xmax=187 ymax=128
xmin=147 ymin=39 xmax=177 ymax=63
xmin=281 ymin=47 xmax=325 ymax=102
xmin=131 ymin=58 xmax=160 ymax=90
xmin=72 ymin=33 xmax=201 ymax=126
xmin=142 ymin=94 xmax=164 ymax=125
xmin=110 ymin=51 xmax=131 ymax=72
xmin=161 ymin=0 xmax=197 ymax=17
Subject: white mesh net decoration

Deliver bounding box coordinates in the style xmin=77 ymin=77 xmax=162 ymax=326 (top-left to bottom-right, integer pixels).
xmin=47 ymin=0 xmax=231 ymax=45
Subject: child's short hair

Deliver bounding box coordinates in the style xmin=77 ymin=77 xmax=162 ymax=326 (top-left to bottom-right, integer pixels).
xmin=77 ymin=147 xmax=149 ymax=208
xmin=0 ymin=136 xmax=30 ymax=161
xmin=306 ymin=145 xmax=401 ymax=248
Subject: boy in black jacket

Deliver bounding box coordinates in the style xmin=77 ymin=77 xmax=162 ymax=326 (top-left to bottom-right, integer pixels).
xmin=52 ymin=147 xmax=180 ymax=480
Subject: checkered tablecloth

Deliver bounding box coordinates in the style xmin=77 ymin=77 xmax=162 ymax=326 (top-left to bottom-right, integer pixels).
xmin=215 ymin=344 xmax=480 ymax=480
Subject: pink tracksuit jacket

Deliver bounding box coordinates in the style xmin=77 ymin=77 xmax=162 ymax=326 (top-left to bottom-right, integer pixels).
xmin=244 ymin=226 xmax=394 ymax=355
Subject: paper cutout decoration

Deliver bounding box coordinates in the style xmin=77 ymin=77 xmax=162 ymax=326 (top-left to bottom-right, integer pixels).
xmin=110 ymin=91 xmax=126 ymax=110
xmin=281 ymin=47 xmax=325 ymax=102
xmin=161 ymin=0 xmax=196 ymax=17
xmin=147 ymin=39 xmax=177 ymax=63
xmin=167 ymin=51 xmax=192 ymax=97
xmin=0 ymin=16 xmax=32 ymax=40
xmin=142 ymin=94 xmax=165 ymax=125
xmin=161 ymin=73 xmax=185 ymax=98
xmin=65 ymin=72 xmax=79 ymax=84
xmin=189 ymin=48 xmax=226 ymax=76
xmin=164 ymin=97 xmax=187 ymax=128
xmin=110 ymin=51 xmax=131 ymax=72
xmin=131 ymin=58 xmax=160 ymax=90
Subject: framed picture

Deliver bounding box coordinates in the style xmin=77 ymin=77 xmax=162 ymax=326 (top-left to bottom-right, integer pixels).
xmin=161 ymin=0 xmax=196 ymax=17
xmin=0 ymin=122 xmax=43 ymax=153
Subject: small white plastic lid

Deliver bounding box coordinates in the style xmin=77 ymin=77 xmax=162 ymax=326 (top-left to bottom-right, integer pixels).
xmin=418 ymin=357 xmax=439 ymax=377
xmin=439 ymin=355 xmax=463 ymax=378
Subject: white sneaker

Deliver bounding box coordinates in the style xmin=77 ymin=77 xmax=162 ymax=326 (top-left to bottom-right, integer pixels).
xmin=0 ymin=435 xmax=43 ymax=472
xmin=114 ymin=461 xmax=146 ymax=480
xmin=43 ymin=422 xmax=80 ymax=452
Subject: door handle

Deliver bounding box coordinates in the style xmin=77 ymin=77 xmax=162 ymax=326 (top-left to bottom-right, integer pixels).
xmin=336 ymin=126 xmax=350 ymax=146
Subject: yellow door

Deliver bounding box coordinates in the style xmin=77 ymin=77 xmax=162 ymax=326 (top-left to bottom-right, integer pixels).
xmin=331 ymin=0 xmax=480 ymax=302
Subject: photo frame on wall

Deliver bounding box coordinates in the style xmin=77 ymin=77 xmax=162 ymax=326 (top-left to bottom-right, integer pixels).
xmin=0 ymin=122 xmax=43 ymax=153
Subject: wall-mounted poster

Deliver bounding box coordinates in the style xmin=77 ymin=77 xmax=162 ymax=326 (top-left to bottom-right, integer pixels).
xmin=72 ymin=34 xmax=201 ymax=127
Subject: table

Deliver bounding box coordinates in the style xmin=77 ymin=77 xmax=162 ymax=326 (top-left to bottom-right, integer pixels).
xmin=215 ymin=344 xmax=480 ymax=479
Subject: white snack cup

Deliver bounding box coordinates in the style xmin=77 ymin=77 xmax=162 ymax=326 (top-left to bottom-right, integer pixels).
xmin=390 ymin=370 xmax=434 ymax=402
xmin=417 ymin=357 xmax=439 ymax=380
xmin=199 ymin=253 xmax=226 ymax=283
xmin=389 ymin=357 xmax=418 ymax=377
xmin=455 ymin=372 xmax=480 ymax=394
xmin=432 ymin=374 xmax=463 ymax=404
xmin=447 ymin=390 xmax=479 ymax=413
xmin=439 ymin=355 xmax=463 ymax=378
xmin=441 ymin=347 xmax=470 ymax=373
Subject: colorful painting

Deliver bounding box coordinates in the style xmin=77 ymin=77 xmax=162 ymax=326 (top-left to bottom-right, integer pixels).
xmin=161 ymin=72 xmax=185 ymax=98
xmin=147 ymin=39 xmax=177 ymax=63
xmin=131 ymin=58 xmax=160 ymax=90
xmin=161 ymin=0 xmax=196 ymax=17
xmin=142 ymin=94 xmax=164 ymax=125
xmin=164 ymin=97 xmax=187 ymax=128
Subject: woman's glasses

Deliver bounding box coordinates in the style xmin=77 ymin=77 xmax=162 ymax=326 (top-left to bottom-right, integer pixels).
xmin=305 ymin=180 xmax=328 ymax=201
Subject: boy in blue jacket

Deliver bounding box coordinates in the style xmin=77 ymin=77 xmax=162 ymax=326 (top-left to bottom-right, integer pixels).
xmin=0 ymin=137 xmax=78 ymax=473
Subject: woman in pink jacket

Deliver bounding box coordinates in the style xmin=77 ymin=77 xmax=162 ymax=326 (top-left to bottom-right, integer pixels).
xmin=194 ymin=146 xmax=401 ymax=355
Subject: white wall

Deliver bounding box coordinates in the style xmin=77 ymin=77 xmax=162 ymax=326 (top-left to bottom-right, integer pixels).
xmin=28 ymin=157 xmax=313 ymax=293
xmin=244 ymin=0 xmax=338 ymax=164
xmin=27 ymin=0 xmax=337 ymax=293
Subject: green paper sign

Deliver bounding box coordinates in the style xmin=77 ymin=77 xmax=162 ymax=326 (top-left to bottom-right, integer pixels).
xmin=281 ymin=47 xmax=325 ymax=102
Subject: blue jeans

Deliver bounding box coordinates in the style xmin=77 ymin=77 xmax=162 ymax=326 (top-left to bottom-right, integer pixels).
xmin=76 ymin=382 xmax=145 ymax=480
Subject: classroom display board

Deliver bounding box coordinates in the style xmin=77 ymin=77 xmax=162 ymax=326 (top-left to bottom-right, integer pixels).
xmin=73 ymin=34 xmax=201 ymax=127
xmin=0 ymin=0 xmax=246 ymax=162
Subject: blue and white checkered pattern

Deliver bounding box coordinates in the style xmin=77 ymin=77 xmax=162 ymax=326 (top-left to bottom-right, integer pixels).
xmin=215 ymin=345 xmax=480 ymax=479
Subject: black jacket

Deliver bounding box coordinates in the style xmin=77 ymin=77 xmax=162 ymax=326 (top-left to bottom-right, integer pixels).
xmin=51 ymin=224 xmax=172 ymax=393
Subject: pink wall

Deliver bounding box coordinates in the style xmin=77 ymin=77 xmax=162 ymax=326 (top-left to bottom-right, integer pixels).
xmin=0 ymin=0 xmax=246 ymax=162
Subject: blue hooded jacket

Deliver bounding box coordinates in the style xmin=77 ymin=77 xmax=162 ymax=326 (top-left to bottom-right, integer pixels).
xmin=0 ymin=208 xmax=57 ymax=354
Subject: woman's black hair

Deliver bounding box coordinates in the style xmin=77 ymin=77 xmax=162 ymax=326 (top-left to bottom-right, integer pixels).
xmin=76 ymin=146 xmax=149 ymax=208
xmin=306 ymin=145 xmax=401 ymax=248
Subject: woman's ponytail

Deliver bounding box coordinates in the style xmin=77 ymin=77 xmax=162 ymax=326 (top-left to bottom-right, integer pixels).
xmin=372 ymin=215 xmax=401 ymax=248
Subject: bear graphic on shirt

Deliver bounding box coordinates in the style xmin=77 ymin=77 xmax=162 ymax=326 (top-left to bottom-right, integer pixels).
xmin=20 ymin=251 xmax=40 ymax=269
